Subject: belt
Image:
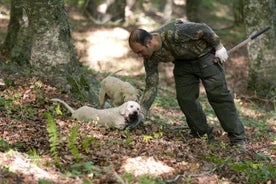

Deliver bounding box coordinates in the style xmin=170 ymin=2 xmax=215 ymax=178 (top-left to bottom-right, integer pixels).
xmin=173 ymin=49 xmax=215 ymax=63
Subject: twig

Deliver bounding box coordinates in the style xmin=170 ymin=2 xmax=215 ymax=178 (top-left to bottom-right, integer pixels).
xmin=113 ymin=170 xmax=128 ymax=184
xmin=166 ymin=174 xmax=183 ymax=183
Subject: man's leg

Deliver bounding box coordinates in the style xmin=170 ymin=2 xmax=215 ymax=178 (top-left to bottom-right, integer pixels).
xmin=173 ymin=62 xmax=213 ymax=138
xmin=199 ymin=54 xmax=246 ymax=144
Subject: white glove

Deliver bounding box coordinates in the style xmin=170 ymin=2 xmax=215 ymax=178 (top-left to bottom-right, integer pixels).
xmin=215 ymin=47 xmax=228 ymax=63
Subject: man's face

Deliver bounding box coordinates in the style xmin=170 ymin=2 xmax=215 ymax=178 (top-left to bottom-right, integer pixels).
xmin=130 ymin=42 xmax=154 ymax=59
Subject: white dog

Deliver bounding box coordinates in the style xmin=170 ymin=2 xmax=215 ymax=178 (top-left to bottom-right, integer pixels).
xmin=50 ymin=98 xmax=141 ymax=130
xmin=99 ymin=73 xmax=140 ymax=108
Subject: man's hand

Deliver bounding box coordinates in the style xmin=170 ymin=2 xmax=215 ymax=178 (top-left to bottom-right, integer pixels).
xmin=215 ymin=47 xmax=228 ymax=63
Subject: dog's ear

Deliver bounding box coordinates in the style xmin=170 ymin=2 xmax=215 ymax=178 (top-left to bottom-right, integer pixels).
xmin=119 ymin=102 xmax=128 ymax=115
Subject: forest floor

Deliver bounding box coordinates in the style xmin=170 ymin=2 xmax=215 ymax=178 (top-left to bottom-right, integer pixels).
xmin=0 ymin=2 xmax=276 ymax=184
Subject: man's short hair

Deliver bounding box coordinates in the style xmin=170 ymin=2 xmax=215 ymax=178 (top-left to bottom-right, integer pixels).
xmin=129 ymin=29 xmax=153 ymax=47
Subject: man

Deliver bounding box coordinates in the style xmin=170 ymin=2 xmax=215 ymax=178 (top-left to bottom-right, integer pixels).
xmin=128 ymin=20 xmax=246 ymax=147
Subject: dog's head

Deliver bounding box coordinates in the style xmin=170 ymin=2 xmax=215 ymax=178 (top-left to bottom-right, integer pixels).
xmin=119 ymin=101 xmax=141 ymax=122
xmin=123 ymin=89 xmax=140 ymax=103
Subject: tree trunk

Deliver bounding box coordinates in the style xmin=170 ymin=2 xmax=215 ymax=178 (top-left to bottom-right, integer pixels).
xmin=233 ymin=0 xmax=244 ymax=25
xmin=106 ymin=0 xmax=126 ymax=22
xmin=186 ymin=0 xmax=201 ymax=22
xmin=84 ymin=0 xmax=126 ymax=24
xmin=2 ymin=0 xmax=79 ymax=84
xmin=1 ymin=0 xmax=31 ymax=65
xmin=243 ymin=0 xmax=276 ymax=99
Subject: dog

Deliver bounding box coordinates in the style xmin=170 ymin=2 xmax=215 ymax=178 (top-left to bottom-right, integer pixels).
xmin=99 ymin=70 xmax=140 ymax=108
xmin=50 ymin=98 xmax=141 ymax=130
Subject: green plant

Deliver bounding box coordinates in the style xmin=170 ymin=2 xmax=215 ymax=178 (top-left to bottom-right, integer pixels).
xmin=0 ymin=97 xmax=20 ymax=118
xmin=21 ymin=106 xmax=37 ymax=120
xmin=153 ymin=96 xmax=178 ymax=109
xmin=121 ymin=172 xmax=135 ymax=182
xmin=123 ymin=137 xmax=133 ymax=147
xmin=68 ymin=161 xmax=100 ymax=179
xmin=27 ymin=148 xmax=40 ymax=159
xmin=0 ymin=139 xmax=10 ymax=152
xmin=66 ymin=74 xmax=99 ymax=106
xmin=120 ymin=172 xmax=166 ymax=184
xmin=229 ymin=160 xmax=276 ymax=183
xmin=38 ymin=179 xmax=54 ymax=184
xmin=137 ymin=175 xmax=165 ymax=184
xmin=241 ymin=117 xmax=270 ymax=136
xmin=45 ymin=113 xmax=60 ymax=167
xmin=68 ymin=123 xmax=82 ymax=161
xmin=82 ymin=136 xmax=98 ymax=153
xmin=54 ymin=103 xmax=63 ymax=115
xmin=143 ymin=135 xmax=153 ymax=143
xmin=0 ymin=97 xmax=37 ymax=120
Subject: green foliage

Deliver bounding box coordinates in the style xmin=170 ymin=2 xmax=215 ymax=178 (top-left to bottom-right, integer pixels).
xmin=68 ymin=123 xmax=82 ymax=161
xmin=120 ymin=172 xmax=165 ymax=184
xmin=0 ymin=139 xmax=10 ymax=152
xmin=67 ymin=74 xmax=99 ymax=106
xmin=0 ymin=97 xmax=19 ymax=118
xmin=137 ymin=175 xmax=165 ymax=184
xmin=205 ymin=153 xmax=228 ymax=165
xmin=143 ymin=135 xmax=153 ymax=143
xmin=153 ymin=96 xmax=178 ymax=109
xmin=229 ymin=160 xmax=276 ymax=183
xmin=27 ymin=148 xmax=40 ymax=159
xmin=123 ymin=137 xmax=133 ymax=147
xmin=65 ymin=0 xmax=87 ymax=7
xmin=0 ymin=96 xmax=37 ymax=120
xmin=241 ymin=116 xmax=270 ymax=137
xmin=45 ymin=113 xmax=60 ymax=167
xmin=82 ymin=136 xmax=98 ymax=153
xmin=67 ymin=161 xmax=101 ymax=179
xmin=54 ymin=103 xmax=63 ymax=115
xmin=38 ymin=179 xmax=54 ymax=184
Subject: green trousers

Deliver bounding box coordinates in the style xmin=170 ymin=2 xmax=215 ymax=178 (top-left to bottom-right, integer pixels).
xmin=173 ymin=53 xmax=245 ymax=143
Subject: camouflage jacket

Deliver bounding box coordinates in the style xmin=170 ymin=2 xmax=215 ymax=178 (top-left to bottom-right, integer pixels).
xmin=141 ymin=20 xmax=222 ymax=112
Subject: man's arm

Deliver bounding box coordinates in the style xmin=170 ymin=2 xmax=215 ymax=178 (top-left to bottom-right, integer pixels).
xmin=140 ymin=58 xmax=159 ymax=114
xmin=197 ymin=23 xmax=228 ymax=62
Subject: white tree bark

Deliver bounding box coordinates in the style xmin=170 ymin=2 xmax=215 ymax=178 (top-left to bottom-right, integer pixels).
xmin=244 ymin=0 xmax=276 ymax=94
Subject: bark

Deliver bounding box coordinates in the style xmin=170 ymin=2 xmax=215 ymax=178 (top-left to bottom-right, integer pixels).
xmin=1 ymin=0 xmax=31 ymax=65
xmin=106 ymin=0 xmax=126 ymax=22
xmin=186 ymin=0 xmax=201 ymax=22
xmin=24 ymin=0 xmax=78 ymax=80
xmin=2 ymin=0 xmax=80 ymax=85
xmin=233 ymin=0 xmax=244 ymax=25
xmin=243 ymin=0 xmax=276 ymax=98
xmin=84 ymin=0 xmax=126 ymax=24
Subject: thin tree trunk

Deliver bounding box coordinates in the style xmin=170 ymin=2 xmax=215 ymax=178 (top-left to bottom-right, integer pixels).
xmin=186 ymin=0 xmax=201 ymax=22
xmin=1 ymin=0 xmax=31 ymax=65
xmin=244 ymin=0 xmax=276 ymax=98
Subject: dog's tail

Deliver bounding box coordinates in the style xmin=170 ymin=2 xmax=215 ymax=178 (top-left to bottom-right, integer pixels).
xmin=50 ymin=98 xmax=75 ymax=114
xmin=107 ymin=69 xmax=123 ymax=77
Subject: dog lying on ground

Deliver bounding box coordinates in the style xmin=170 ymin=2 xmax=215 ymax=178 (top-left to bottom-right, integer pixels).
xmin=99 ymin=70 xmax=140 ymax=108
xmin=50 ymin=98 xmax=142 ymax=130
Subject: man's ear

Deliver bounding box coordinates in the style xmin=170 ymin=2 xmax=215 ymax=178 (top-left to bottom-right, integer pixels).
xmin=146 ymin=39 xmax=152 ymax=47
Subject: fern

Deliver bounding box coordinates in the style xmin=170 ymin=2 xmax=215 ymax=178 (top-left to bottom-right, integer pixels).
xmin=68 ymin=122 xmax=82 ymax=161
xmin=82 ymin=136 xmax=97 ymax=153
xmin=45 ymin=112 xmax=60 ymax=167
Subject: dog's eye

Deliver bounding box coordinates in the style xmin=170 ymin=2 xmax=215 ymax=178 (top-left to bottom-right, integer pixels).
xmin=130 ymin=105 xmax=133 ymax=108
